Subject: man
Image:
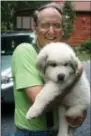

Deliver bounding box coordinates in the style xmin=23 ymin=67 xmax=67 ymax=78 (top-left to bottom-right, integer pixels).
xmin=12 ymin=3 xmax=86 ymax=136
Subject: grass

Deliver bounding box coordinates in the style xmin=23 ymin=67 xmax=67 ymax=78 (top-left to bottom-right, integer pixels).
xmin=73 ymin=47 xmax=91 ymax=61
xmin=76 ymin=51 xmax=91 ymax=61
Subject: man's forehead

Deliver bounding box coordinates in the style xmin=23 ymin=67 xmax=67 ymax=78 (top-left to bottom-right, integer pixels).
xmin=39 ymin=7 xmax=62 ymax=18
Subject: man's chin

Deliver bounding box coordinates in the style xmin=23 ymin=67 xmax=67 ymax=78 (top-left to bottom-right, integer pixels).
xmin=46 ymin=39 xmax=57 ymax=44
xmin=41 ymin=39 xmax=57 ymax=47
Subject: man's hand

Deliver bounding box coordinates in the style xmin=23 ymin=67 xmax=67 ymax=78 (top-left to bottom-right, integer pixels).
xmin=65 ymin=110 xmax=87 ymax=128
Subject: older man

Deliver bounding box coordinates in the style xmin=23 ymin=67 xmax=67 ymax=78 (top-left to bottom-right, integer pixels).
xmin=12 ymin=3 xmax=86 ymax=136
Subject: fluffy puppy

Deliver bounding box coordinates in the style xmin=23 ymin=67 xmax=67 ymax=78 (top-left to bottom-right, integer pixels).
xmin=26 ymin=42 xmax=90 ymax=136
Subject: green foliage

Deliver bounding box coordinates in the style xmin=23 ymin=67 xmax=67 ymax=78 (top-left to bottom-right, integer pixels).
xmin=80 ymin=39 xmax=91 ymax=53
xmin=1 ymin=1 xmax=16 ymax=31
xmin=62 ymin=1 xmax=76 ymax=40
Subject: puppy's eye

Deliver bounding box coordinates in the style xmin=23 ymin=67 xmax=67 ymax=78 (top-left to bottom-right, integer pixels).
xmin=64 ymin=63 xmax=69 ymax=66
xmin=50 ymin=63 xmax=57 ymax=67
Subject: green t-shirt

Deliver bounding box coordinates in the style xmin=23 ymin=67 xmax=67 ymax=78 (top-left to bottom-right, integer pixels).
xmin=12 ymin=43 xmax=58 ymax=130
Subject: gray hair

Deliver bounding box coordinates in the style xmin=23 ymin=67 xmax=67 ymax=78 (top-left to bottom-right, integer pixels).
xmin=33 ymin=3 xmax=62 ymax=27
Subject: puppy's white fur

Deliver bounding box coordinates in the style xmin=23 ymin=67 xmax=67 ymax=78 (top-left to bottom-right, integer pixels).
xmin=26 ymin=42 xmax=90 ymax=136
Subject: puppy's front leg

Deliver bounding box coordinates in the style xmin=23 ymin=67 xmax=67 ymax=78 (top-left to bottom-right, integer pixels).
xmin=26 ymin=81 xmax=60 ymax=119
xmin=57 ymin=105 xmax=69 ymax=136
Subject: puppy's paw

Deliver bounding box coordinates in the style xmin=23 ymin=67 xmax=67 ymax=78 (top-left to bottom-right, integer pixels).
xmin=26 ymin=107 xmax=35 ymax=120
xmin=26 ymin=106 xmax=42 ymax=120
xmin=26 ymin=113 xmax=33 ymax=120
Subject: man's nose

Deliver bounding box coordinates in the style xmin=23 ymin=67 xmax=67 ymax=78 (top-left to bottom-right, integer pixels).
xmin=48 ymin=26 xmax=55 ymax=33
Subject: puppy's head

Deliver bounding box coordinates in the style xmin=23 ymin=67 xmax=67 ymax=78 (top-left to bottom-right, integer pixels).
xmin=36 ymin=42 xmax=79 ymax=82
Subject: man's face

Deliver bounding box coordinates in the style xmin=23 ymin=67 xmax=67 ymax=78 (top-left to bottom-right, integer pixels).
xmin=35 ymin=7 xmax=63 ymax=48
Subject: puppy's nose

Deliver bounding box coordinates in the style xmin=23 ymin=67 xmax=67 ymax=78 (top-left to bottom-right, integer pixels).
xmin=57 ymin=74 xmax=65 ymax=81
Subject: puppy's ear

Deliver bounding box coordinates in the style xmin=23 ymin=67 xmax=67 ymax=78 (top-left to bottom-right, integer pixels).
xmin=36 ymin=49 xmax=48 ymax=74
xmin=71 ymin=55 xmax=79 ymax=73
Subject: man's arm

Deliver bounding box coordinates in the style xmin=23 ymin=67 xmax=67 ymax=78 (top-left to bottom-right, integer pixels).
xmin=25 ymin=85 xmax=43 ymax=102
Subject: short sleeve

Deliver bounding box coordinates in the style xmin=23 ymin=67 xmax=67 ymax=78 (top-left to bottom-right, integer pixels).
xmin=12 ymin=43 xmax=43 ymax=90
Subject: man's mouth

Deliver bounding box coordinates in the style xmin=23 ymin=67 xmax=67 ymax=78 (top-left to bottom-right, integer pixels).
xmin=45 ymin=37 xmax=56 ymax=40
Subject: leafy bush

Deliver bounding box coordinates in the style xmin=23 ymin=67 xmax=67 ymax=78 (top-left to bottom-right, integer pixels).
xmin=80 ymin=39 xmax=91 ymax=53
xmin=62 ymin=1 xmax=76 ymax=40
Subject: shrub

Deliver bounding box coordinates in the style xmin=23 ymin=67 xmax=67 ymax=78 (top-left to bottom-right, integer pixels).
xmin=80 ymin=39 xmax=91 ymax=53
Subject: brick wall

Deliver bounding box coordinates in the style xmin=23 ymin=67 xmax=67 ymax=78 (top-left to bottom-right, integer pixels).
xmin=68 ymin=12 xmax=91 ymax=46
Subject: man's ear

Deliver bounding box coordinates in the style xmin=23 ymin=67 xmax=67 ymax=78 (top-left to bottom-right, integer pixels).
xmin=36 ymin=49 xmax=48 ymax=74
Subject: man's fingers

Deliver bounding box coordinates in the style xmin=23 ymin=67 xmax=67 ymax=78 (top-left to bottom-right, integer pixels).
xmin=66 ymin=116 xmax=84 ymax=128
xmin=65 ymin=111 xmax=87 ymax=128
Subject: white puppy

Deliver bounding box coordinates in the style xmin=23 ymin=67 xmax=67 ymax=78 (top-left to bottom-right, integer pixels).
xmin=26 ymin=42 xmax=90 ymax=136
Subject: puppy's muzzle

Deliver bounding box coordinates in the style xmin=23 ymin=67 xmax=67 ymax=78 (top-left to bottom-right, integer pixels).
xmin=57 ymin=74 xmax=65 ymax=81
